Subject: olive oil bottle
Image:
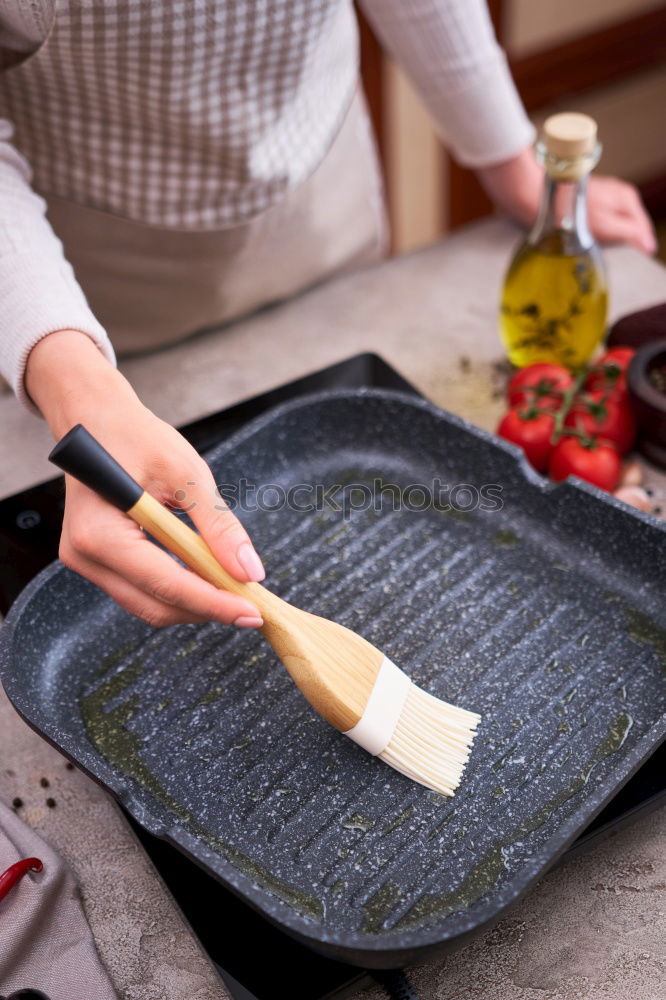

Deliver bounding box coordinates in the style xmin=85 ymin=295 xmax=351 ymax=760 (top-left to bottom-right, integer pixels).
xmin=500 ymin=113 xmax=608 ymax=369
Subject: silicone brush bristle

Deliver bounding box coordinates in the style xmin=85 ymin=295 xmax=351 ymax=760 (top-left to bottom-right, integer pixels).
xmin=379 ymin=684 xmax=480 ymax=796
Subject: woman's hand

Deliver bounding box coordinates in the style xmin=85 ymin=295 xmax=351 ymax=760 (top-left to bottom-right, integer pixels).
xmin=477 ymin=146 xmax=657 ymax=255
xmin=586 ymin=175 xmax=657 ymax=253
xmin=26 ymin=330 xmax=265 ymax=629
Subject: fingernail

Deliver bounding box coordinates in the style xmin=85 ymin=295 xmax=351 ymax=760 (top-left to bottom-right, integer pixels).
xmin=237 ymin=542 xmax=266 ymax=582
xmin=233 ymin=615 xmax=264 ymax=629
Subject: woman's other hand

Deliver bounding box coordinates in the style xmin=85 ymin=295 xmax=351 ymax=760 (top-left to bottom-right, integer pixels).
xmin=477 ymin=146 xmax=657 ymax=255
xmin=26 ymin=330 xmax=265 ymax=629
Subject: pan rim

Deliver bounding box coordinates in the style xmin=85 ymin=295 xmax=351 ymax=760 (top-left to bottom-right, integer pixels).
xmin=1 ymin=387 xmax=665 ymax=963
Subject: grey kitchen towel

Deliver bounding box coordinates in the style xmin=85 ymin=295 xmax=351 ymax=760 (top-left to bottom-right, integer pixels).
xmin=0 ymin=798 xmax=117 ymax=1000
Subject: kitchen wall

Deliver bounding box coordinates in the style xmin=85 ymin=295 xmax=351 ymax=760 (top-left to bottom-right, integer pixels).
xmin=365 ymin=0 xmax=666 ymax=253
xmin=530 ymin=66 xmax=666 ymax=186
xmin=505 ymin=0 xmax=664 ymax=56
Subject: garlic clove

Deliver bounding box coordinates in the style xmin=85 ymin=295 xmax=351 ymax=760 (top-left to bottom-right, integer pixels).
xmin=619 ymin=459 xmax=644 ymax=488
xmin=613 ymin=485 xmax=651 ymax=512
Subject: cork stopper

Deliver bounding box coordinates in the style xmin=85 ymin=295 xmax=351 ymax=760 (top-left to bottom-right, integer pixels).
xmin=540 ymin=113 xmax=600 ymax=180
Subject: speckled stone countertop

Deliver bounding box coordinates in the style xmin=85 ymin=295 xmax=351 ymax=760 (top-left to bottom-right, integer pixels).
xmin=1 ymin=218 xmax=664 ymax=1000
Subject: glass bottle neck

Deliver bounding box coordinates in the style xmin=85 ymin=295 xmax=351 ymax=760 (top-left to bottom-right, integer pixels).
xmin=528 ymin=174 xmax=594 ymax=254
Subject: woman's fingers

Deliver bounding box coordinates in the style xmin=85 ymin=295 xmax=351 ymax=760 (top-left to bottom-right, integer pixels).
xmin=176 ymin=467 xmax=266 ymax=584
xmin=61 ymin=489 xmax=264 ymax=628
xmin=589 ymin=177 xmax=657 ymax=255
xmin=615 ymin=185 xmax=657 ymax=255
xmin=66 ymin=554 xmax=212 ymax=628
xmin=97 ymin=530 xmax=264 ymax=625
xmin=593 ymin=210 xmax=654 ymax=255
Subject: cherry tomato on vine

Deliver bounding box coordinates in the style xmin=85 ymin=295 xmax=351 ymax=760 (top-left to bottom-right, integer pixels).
xmin=604 ymin=347 xmax=635 ymax=367
xmin=497 ymin=409 xmax=555 ymax=472
xmin=585 ymin=348 xmax=635 ymax=400
xmin=507 ymin=363 xmax=573 ymax=411
xmin=564 ymin=390 xmax=636 ymax=455
xmin=549 ymin=436 xmax=621 ymax=492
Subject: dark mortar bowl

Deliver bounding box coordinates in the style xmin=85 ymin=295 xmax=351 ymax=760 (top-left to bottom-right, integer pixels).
xmin=607 ymin=301 xmax=666 ymax=350
xmin=628 ymin=338 xmax=666 ymax=469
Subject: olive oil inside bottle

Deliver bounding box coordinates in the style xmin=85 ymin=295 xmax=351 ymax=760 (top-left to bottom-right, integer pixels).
xmin=500 ymin=230 xmax=607 ymax=369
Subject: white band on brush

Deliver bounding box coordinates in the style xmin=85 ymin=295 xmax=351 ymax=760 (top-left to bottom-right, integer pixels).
xmin=343 ymin=656 xmax=412 ymax=756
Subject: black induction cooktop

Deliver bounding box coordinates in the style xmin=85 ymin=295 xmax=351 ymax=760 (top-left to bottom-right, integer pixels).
xmin=1 ymin=353 xmax=663 ymax=1000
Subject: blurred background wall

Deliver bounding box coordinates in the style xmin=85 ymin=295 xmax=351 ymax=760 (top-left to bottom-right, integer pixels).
xmin=358 ymin=1 xmax=666 ymax=254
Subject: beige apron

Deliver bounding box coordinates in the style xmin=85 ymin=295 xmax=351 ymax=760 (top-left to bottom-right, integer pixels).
xmin=0 ymin=0 xmax=387 ymax=356
xmin=45 ymin=89 xmax=387 ymax=356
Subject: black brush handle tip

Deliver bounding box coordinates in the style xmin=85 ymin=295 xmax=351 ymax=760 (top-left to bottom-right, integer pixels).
xmin=49 ymin=424 xmax=143 ymax=512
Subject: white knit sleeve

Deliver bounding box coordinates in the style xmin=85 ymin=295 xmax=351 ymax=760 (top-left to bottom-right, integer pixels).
xmin=0 ymin=117 xmax=115 ymax=412
xmin=358 ymin=0 xmax=535 ymax=168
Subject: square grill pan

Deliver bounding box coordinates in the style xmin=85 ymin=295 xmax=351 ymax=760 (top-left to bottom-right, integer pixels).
xmin=1 ymin=389 xmax=665 ymax=968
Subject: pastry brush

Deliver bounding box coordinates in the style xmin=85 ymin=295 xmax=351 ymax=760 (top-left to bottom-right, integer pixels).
xmin=50 ymin=424 xmax=480 ymax=796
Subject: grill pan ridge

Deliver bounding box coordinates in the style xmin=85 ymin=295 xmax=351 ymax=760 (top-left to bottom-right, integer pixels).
xmin=1 ymin=388 xmax=665 ymax=967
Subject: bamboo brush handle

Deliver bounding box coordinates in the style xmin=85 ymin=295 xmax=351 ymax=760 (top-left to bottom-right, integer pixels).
xmin=49 ymin=424 xmax=278 ymax=618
